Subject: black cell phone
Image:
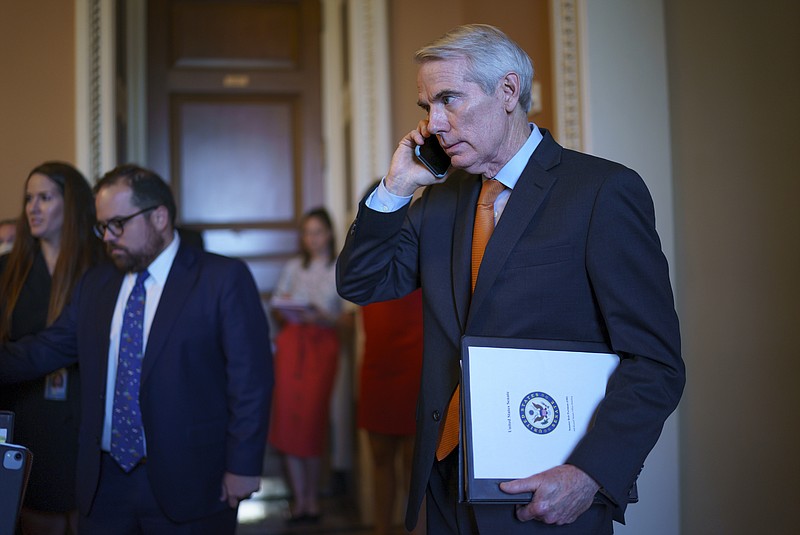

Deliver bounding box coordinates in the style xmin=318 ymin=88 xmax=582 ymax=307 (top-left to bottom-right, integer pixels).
xmin=414 ymin=135 xmax=451 ymax=178
xmin=0 ymin=442 xmax=32 ymax=534
xmin=0 ymin=411 xmax=13 ymax=444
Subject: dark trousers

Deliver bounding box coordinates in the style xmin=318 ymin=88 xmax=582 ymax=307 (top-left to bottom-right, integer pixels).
xmin=79 ymin=453 xmax=237 ymax=535
xmin=426 ymin=451 xmax=614 ymax=534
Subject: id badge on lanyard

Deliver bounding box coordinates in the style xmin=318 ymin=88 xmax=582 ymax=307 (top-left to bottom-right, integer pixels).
xmin=44 ymin=368 xmax=68 ymax=401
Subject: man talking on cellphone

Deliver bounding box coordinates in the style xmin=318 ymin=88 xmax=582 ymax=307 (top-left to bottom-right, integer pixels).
xmin=337 ymin=24 xmax=684 ymax=534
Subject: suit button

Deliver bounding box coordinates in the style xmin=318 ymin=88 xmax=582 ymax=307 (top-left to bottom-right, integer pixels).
xmin=432 ymin=410 xmax=441 ymax=421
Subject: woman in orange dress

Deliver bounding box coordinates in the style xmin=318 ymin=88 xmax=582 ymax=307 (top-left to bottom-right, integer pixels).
xmin=268 ymin=207 xmax=347 ymax=523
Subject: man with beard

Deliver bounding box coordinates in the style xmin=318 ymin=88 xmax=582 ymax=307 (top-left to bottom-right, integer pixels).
xmin=0 ymin=164 xmax=273 ymax=534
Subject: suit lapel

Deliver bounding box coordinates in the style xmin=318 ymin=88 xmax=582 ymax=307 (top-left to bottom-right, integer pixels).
xmin=452 ymin=175 xmax=482 ymax=330
xmin=467 ymin=132 xmax=562 ymax=326
xmin=95 ymin=269 xmax=125 ymax=389
xmin=141 ymin=244 xmax=199 ymax=383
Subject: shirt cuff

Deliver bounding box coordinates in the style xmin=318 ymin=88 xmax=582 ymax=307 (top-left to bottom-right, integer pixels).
xmin=365 ymin=177 xmax=413 ymax=213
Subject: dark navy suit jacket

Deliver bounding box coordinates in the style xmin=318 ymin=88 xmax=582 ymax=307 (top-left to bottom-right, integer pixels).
xmin=0 ymin=242 xmax=273 ymax=522
xmin=337 ymin=130 xmax=685 ymax=530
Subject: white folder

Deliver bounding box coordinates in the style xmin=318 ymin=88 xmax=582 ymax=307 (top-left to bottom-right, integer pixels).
xmin=460 ymin=336 xmax=619 ymax=503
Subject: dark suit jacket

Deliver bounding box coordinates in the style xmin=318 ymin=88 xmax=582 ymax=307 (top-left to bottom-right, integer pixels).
xmin=0 ymin=242 xmax=273 ymax=523
xmin=0 ymin=251 xmax=81 ymax=512
xmin=337 ymin=130 xmax=685 ymax=529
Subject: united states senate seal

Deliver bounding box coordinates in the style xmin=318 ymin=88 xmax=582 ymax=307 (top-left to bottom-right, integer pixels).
xmin=519 ymin=391 xmax=560 ymax=434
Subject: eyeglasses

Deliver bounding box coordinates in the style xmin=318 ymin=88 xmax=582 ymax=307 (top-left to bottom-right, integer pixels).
xmin=93 ymin=206 xmax=158 ymax=239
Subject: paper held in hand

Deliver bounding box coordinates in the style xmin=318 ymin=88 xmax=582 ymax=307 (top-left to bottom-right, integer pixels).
xmin=459 ymin=336 xmax=620 ymax=503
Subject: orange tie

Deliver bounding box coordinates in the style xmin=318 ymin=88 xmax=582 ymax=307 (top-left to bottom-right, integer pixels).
xmin=436 ymin=178 xmax=506 ymax=461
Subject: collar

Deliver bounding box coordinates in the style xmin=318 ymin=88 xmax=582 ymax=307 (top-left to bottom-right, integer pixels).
xmin=491 ymin=123 xmax=543 ymax=189
xmin=138 ymin=230 xmax=180 ymax=287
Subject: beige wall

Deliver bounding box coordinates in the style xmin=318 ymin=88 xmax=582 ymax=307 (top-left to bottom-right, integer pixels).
xmin=0 ymin=0 xmax=77 ymax=219
xmin=665 ymin=0 xmax=800 ymax=533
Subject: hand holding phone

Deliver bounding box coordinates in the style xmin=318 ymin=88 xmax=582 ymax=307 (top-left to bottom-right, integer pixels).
xmin=414 ymin=135 xmax=451 ymax=178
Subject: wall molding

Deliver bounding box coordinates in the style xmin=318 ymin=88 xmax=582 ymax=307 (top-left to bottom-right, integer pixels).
xmin=75 ymin=0 xmax=116 ymax=181
xmin=550 ymin=0 xmax=584 ymax=151
xmin=346 ymin=0 xmax=392 ymax=201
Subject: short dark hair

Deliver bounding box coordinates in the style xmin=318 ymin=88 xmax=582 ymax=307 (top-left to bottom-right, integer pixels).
xmin=94 ymin=164 xmax=177 ymax=226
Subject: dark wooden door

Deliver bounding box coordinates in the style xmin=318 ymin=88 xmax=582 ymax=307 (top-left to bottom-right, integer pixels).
xmin=146 ymin=0 xmax=322 ymax=298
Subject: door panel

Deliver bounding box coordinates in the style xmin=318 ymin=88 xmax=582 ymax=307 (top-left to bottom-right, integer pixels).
xmin=169 ymin=1 xmax=301 ymax=69
xmin=147 ymin=0 xmax=322 ymax=297
xmin=173 ymin=95 xmax=297 ymax=224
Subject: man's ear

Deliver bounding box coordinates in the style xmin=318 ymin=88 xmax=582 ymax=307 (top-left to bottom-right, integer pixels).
xmin=152 ymin=205 xmax=170 ymax=231
xmin=500 ymin=71 xmax=522 ymax=113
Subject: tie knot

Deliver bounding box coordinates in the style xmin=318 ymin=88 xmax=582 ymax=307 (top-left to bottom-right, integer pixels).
xmin=477 ymin=179 xmax=505 ymax=206
xmin=135 ymin=270 xmax=150 ymax=287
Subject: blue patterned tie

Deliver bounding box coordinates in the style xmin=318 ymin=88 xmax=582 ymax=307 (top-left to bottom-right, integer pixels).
xmin=110 ymin=270 xmax=149 ymax=472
